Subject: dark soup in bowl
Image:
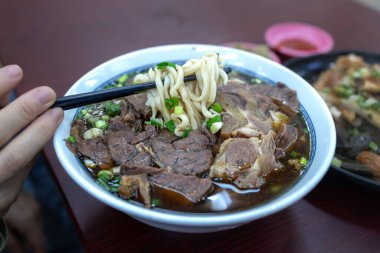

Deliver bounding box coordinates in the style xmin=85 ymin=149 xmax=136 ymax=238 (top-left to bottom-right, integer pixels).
xmin=65 ymin=56 xmax=311 ymax=213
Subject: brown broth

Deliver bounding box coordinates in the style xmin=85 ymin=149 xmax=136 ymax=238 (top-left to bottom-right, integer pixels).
xmin=77 ymin=70 xmax=311 ymax=213
xmin=148 ymin=111 xmax=310 ymax=213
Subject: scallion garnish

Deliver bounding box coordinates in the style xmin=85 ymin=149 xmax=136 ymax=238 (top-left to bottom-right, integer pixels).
xmin=331 ymin=157 xmax=342 ymax=168
xmin=146 ymin=118 xmax=163 ymax=129
xmin=117 ymin=74 xmax=128 ymax=84
xmin=68 ymin=136 xmax=76 ymax=143
xmin=165 ymin=120 xmax=176 ymax=133
xmin=105 ymin=101 xmax=121 ymax=116
xmin=369 ymin=141 xmax=379 ymax=152
xmin=182 ymin=128 xmax=192 ymax=138
xmin=210 ymin=103 xmax=223 ymax=113
xmin=207 ymin=115 xmax=222 ymax=129
xmin=156 ymin=61 xmax=176 ymax=69
xmin=165 ymin=96 xmax=180 ymax=109
xmin=95 ymin=120 xmax=108 ymax=130
xmin=289 ymin=150 xmax=299 ymax=158
xmin=299 ymin=157 xmax=308 ymax=166
xmin=174 ymin=106 xmax=183 ymax=115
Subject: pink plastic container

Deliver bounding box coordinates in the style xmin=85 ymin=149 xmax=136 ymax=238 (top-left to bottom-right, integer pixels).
xmin=265 ymin=22 xmax=334 ymax=58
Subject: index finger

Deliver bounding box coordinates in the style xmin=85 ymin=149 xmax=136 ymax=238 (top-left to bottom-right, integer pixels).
xmin=0 ymin=86 xmax=56 ymax=147
xmin=0 ymin=65 xmax=23 ymax=98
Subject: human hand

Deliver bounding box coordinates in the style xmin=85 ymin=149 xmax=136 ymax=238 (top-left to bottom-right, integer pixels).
xmin=0 ymin=65 xmax=63 ymax=216
xmin=4 ymin=190 xmax=46 ymax=253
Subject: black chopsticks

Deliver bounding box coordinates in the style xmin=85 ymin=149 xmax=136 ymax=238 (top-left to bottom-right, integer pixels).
xmin=52 ymin=67 xmax=231 ymax=110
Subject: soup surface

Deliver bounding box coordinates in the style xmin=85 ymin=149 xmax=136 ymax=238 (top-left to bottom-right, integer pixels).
xmin=66 ymin=67 xmax=311 ymax=213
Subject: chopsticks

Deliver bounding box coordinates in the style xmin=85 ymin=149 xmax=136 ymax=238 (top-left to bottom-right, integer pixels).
xmin=52 ymin=67 xmax=231 ymax=110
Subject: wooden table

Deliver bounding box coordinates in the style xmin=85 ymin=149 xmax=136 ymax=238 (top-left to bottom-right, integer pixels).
xmin=1 ymin=0 xmax=380 ymax=252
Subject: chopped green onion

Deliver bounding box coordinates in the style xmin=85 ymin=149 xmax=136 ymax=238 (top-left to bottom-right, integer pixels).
xmin=146 ymin=118 xmax=163 ymax=129
xmin=84 ymin=113 xmax=91 ymax=119
xmin=81 ymin=109 xmax=88 ymax=115
xmin=369 ymin=141 xmax=379 ymax=152
xmin=117 ymin=74 xmax=128 ymax=84
xmin=331 ymin=156 xmax=342 ymax=168
xmin=68 ymin=136 xmax=76 ymax=143
xmin=322 ymin=87 xmax=331 ymax=94
xmin=349 ymin=127 xmax=360 ymax=136
xmin=156 ymin=61 xmax=176 ymax=69
xmin=372 ymin=70 xmax=380 ymax=80
xmin=101 ymin=115 xmax=110 ymax=121
xmin=96 ymin=179 xmax=111 ymax=191
xmin=174 ymin=106 xmax=183 ymax=115
xmin=289 ymin=150 xmax=299 ymax=158
xmin=182 ymin=128 xmax=192 ymax=138
xmin=275 ymin=112 xmax=288 ymax=121
xmin=303 ymin=128 xmax=309 ymax=135
xmin=334 ymin=85 xmax=354 ymax=98
xmin=299 ymin=157 xmax=308 ymax=166
xmin=165 ymin=120 xmax=176 ymax=133
xmin=210 ymin=122 xmax=223 ymax=134
xmin=210 ymin=103 xmax=223 ymax=113
xmin=109 ymin=185 xmax=120 ymax=192
xmin=357 ymin=96 xmax=376 ymax=109
xmin=95 ymin=120 xmax=108 ymax=130
xmin=250 ymin=78 xmax=263 ymax=84
xmin=105 ymin=101 xmax=121 ymax=116
xmin=372 ymin=102 xmax=380 ymax=112
xmin=97 ymin=170 xmax=113 ymax=182
xmin=152 ymin=199 xmax=161 ymax=206
xmin=88 ymin=116 xmax=100 ymax=127
xmin=165 ymin=96 xmax=180 ymax=109
xmin=207 ymin=115 xmax=222 ymax=129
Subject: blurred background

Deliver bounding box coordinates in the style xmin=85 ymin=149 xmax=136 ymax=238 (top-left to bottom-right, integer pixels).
xmin=0 ymin=0 xmax=379 ymax=252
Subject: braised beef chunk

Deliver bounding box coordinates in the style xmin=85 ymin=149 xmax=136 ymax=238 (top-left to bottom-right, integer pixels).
xmin=77 ymin=137 xmax=113 ymax=169
xmin=131 ymin=125 xmax=158 ymax=145
xmin=120 ymin=99 xmax=141 ymax=122
xmin=121 ymin=164 xmax=164 ymax=175
xmin=210 ymin=131 xmax=282 ymax=189
xmin=106 ymin=131 xmax=136 ymax=164
xmin=149 ymin=173 xmax=213 ymax=203
xmin=126 ymin=151 xmax=153 ymax=167
xmin=173 ymin=130 xmax=210 ymax=151
xmin=70 ymin=120 xmax=86 ymax=141
xmin=119 ymin=175 xmax=151 ymax=207
xmin=147 ymin=134 xmax=213 ymax=176
xmin=249 ymin=83 xmax=299 ymax=116
xmin=108 ymin=116 xmax=130 ymax=132
xmin=155 ymin=129 xmax=178 ymax=143
xmin=217 ymin=84 xmax=277 ymax=138
xmin=275 ymin=124 xmax=298 ymax=159
xmin=210 ymin=138 xmax=260 ymax=180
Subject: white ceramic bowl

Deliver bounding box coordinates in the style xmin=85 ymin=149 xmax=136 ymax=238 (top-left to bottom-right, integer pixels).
xmin=53 ymin=44 xmax=336 ymax=233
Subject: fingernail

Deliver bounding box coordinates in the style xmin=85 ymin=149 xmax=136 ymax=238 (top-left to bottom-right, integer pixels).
xmin=1 ymin=64 xmax=22 ymax=79
xmin=34 ymin=87 xmax=55 ymax=105
xmin=49 ymin=107 xmax=63 ymax=122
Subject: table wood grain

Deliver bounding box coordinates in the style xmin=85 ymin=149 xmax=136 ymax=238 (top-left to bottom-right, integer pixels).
xmin=1 ymin=0 xmax=380 ymax=252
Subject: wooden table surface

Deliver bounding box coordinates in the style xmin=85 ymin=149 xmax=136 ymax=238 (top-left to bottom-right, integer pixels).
xmin=1 ymin=0 xmax=380 ymax=252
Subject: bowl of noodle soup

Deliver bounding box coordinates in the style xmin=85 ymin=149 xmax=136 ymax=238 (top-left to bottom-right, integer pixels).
xmin=54 ymin=44 xmax=335 ymax=233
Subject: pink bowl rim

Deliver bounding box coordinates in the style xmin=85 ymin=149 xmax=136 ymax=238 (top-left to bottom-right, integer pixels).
xmin=264 ymin=22 xmax=334 ymax=57
xmin=220 ymin=41 xmax=281 ymax=63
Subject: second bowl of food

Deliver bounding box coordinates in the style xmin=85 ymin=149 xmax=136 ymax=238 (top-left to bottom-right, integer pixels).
xmin=53 ymin=44 xmax=335 ymax=233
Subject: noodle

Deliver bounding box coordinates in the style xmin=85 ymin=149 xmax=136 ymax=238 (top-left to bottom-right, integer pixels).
xmin=133 ymin=53 xmax=228 ymax=136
